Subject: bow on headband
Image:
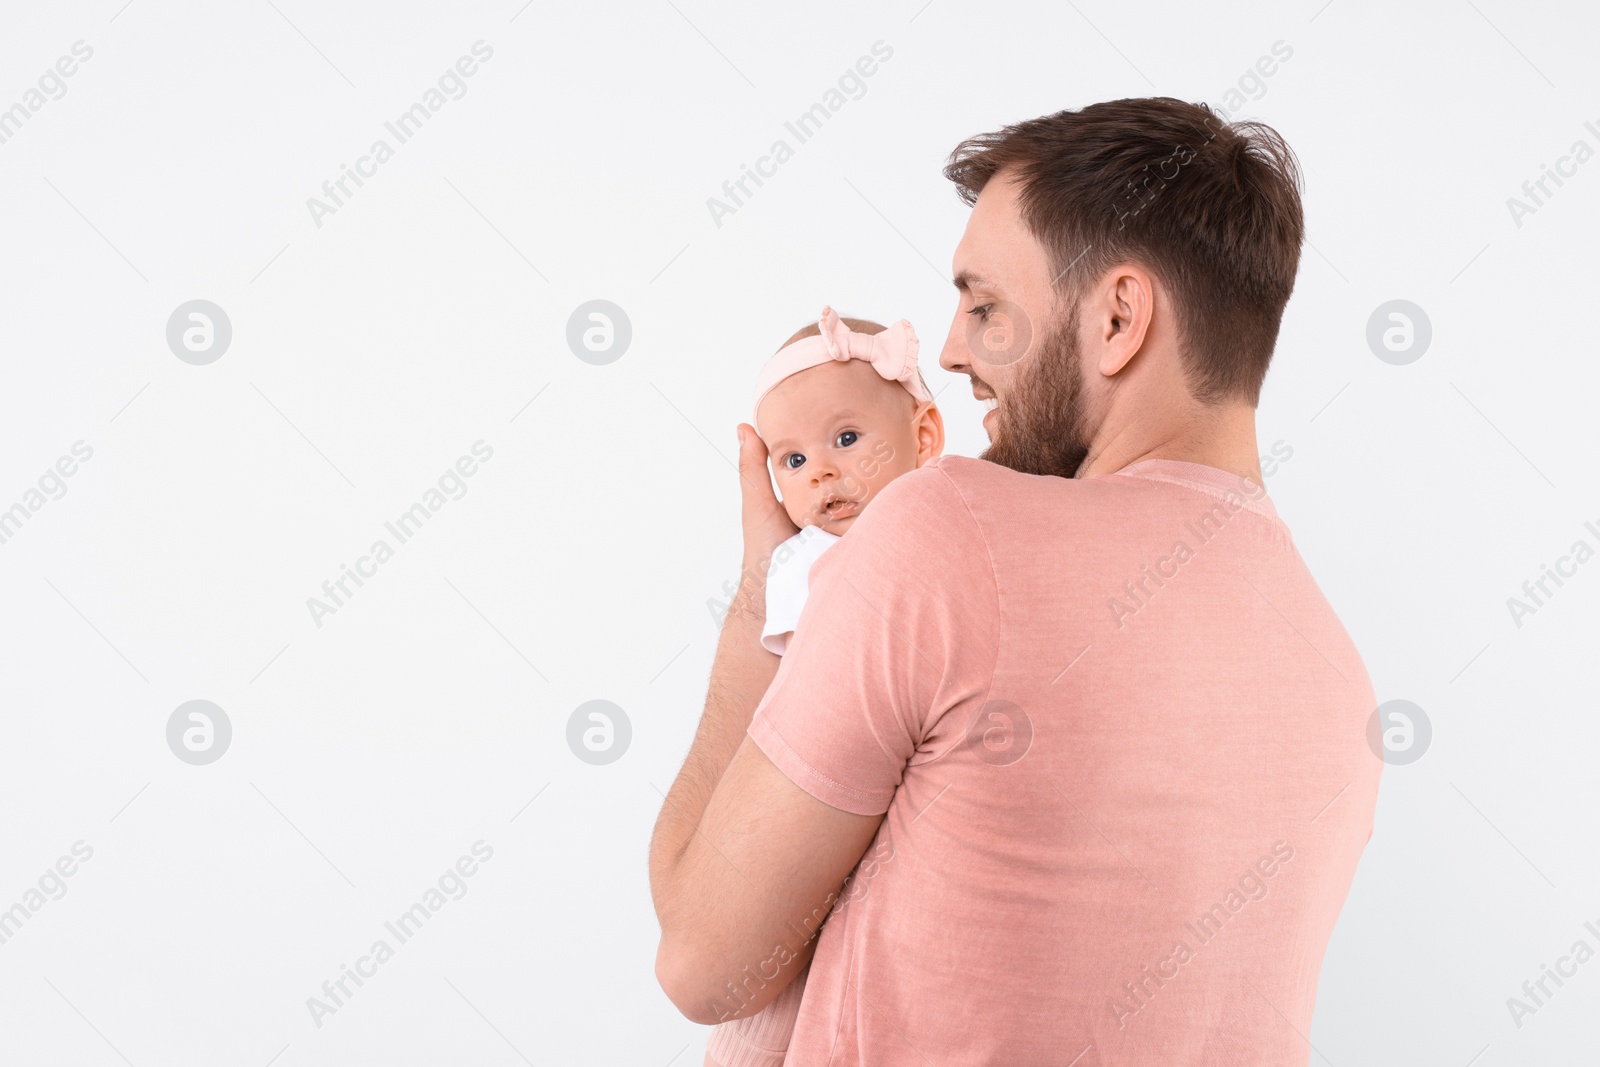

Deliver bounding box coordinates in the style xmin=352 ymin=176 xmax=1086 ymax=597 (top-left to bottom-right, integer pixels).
xmin=750 ymin=305 xmax=933 ymax=436
xmin=817 ymin=305 xmax=926 ymax=395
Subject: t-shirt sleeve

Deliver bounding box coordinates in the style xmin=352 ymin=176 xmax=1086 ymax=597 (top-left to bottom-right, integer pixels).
xmin=746 ymin=462 xmax=998 ymax=816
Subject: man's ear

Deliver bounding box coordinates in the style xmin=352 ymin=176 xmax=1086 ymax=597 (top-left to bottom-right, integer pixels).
xmin=913 ymin=401 xmax=945 ymax=465
xmin=1092 ymin=266 xmax=1154 ymax=379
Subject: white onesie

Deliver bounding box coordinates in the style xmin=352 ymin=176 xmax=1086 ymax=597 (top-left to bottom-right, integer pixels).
xmin=759 ymin=524 xmax=842 ymax=656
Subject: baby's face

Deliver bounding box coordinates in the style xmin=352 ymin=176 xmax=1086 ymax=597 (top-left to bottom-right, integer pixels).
xmin=756 ymin=358 xmax=937 ymax=536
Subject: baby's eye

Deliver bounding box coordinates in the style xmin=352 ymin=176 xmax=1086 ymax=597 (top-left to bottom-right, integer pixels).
xmin=783 ymin=453 xmax=806 ymax=470
xmin=836 ymin=430 xmax=859 ymax=448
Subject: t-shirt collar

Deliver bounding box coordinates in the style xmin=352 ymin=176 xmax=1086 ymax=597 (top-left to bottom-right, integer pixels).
xmin=1103 ymin=458 xmax=1281 ymax=522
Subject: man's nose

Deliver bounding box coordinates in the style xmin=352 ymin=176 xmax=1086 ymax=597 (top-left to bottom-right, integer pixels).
xmin=938 ymin=316 xmax=971 ymax=375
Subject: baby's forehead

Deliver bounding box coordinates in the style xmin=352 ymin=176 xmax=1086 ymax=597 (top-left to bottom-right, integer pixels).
xmin=763 ymin=358 xmax=893 ymax=410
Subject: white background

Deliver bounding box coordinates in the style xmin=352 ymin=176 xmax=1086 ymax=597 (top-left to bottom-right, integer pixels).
xmin=1 ymin=0 xmax=1596 ymax=1063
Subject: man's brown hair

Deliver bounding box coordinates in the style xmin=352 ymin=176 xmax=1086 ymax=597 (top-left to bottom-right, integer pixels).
xmin=943 ymin=97 xmax=1305 ymax=405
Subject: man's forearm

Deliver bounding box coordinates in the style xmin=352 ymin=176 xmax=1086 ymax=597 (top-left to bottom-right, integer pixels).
xmin=649 ymin=564 xmax=781 ymax=926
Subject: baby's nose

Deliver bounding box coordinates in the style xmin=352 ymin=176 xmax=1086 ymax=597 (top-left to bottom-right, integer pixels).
xmin=808 ymin=462 xmax=839 ymax=485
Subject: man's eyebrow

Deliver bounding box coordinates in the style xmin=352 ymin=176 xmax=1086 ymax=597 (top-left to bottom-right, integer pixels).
xmin=953 ymin=270 xmax=995 ymax=292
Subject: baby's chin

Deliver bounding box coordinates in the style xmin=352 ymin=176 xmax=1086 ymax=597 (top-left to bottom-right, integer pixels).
xmin=816 ymin=512 xmax=858 ymax=534
xmin=791 ymin=511 xmax=856 ymax=534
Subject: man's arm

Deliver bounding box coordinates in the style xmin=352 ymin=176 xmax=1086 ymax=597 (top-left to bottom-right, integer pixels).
xmin=649 ymin=561 xmax=780 ymax=890
xmin=648 ymin=560 xmax=883 ymax=1024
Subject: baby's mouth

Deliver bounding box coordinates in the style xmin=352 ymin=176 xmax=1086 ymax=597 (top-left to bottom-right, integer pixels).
xmin=822 ymin=495 xmax=859 ymax=520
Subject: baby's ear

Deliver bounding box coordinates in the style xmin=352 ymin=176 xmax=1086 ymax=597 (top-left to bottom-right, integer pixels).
xmin=914 ymin=402 xmax=945 ymax=465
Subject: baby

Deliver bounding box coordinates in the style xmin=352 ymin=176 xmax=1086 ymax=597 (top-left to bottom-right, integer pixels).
xmin=704 ymin=306 xmax=944 ymax=1067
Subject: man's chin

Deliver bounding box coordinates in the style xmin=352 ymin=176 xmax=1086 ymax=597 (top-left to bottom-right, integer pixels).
xmin=979 ymin=424 xmax=1085 ymax=479
xmin=978 ymin=418 xmax=1020 ymax=470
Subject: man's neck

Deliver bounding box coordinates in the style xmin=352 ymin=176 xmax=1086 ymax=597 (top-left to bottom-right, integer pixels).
xmin=1078 ymin=399 xmax=1264 ymax=489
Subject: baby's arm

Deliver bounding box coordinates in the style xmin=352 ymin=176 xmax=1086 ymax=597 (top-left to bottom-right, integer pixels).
xmin=701 ymin=960 xmax=810 ymax=1067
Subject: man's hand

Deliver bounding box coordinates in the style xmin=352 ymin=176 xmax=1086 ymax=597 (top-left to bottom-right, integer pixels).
xmin=736 ymin=423 xmax=799 ymax=573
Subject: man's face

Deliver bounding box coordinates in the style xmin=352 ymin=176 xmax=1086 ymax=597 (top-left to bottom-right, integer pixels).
xmin=939 ymin=170 xmax=1096 ymax=479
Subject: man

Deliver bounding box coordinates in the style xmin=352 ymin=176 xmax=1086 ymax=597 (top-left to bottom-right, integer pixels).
xmin=650 ymin=96 xmax=1380 ymax=1065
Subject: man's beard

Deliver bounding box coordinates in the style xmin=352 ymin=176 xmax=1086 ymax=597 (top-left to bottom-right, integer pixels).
xmin=979 ymin=297 xmax=1093 ymax=479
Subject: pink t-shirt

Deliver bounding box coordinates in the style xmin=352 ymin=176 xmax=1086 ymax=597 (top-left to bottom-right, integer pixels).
xmin=745 ymin=454 xmax=1380 ymax=1066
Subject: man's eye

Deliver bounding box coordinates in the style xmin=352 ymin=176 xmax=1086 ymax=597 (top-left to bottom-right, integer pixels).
xmin=784 ymin=453 xmax=805 ymax=470
xmin=836 ymin=430 xmax=859 ymax=448
xmin=969 ymin=304 xmax=993 ymax=321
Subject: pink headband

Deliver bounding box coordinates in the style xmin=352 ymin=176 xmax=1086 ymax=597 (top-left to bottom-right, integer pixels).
xmin=751 ymin=305 xmax=933 ymax=437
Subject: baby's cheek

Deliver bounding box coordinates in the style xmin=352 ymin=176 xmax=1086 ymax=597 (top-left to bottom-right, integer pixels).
xmin=840 ymin=466 xmax=875 ymax=500
xmin=853 ymin=470 xmax=899 ymax=511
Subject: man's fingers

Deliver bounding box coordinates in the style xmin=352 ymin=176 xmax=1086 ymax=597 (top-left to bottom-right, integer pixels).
xmin=736 ymin=424 xmax=783 ymax=517
xmin=737 ymin=423 xmax=766 ymax=462
xmin=734 ymin=423 xmax=801 ymax=555
xmin=734 ymin=425 xmax=759 ymax=496
xmin=736 ymin=423 xmax=769 ymax=484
